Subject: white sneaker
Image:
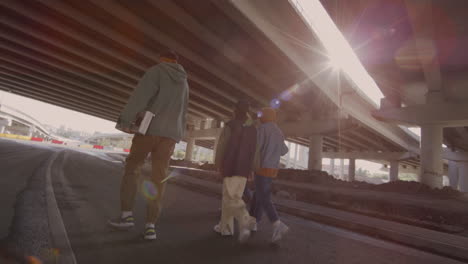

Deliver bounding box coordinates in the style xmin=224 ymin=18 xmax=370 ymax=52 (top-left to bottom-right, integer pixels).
xmin=144 ymin=227 xmax=157 ymax=240
xmin=107 ymin=215 xmax=135 ymax=229
xmin=213 ymin=224 xmax=233 ymax=236
xmin=246 ymin=217 xmax=257 ymax=232
xmin=250 ymin=223 xmax=258 ymax=232
xmin=272 ymin=221 xmax=289 ymax=243
xmin=238 ymin=228 xmax=251 ymax=243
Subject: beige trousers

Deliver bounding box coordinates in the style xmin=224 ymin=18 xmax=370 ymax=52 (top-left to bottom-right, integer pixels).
xmin=120 ymin=135 xmax=175 ymax=223
xmin=218 ymin=176 xmax=255 ymax=235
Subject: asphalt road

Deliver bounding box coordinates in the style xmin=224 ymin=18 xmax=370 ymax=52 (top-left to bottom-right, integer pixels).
xmin=0 ymin=138 xmax=463 ymax=264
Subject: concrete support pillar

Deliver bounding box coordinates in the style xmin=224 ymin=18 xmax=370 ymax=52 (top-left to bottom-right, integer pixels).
xmin=389 ymin=160 xmax=399 ymax=182
xmin=211 ymin=120 xmax=219 ymax=129
xmin=27 ymin=125 xmax=35 ymax=137
xmin=307 ymin=135 xmax=323 ymax=171
xmin=285 ymin=141 xmax=291 ymax=168
xmin=459 ymin=162 xmax=468 ymax=192
xmin=185 ymin=138 xmax=195 ymax=162
xmin=448 ymin=160 xmax=460 ymax=190
xmin=293 ymin=143 xmax=299 ymax=169
xmin=200 ymin=120 xmax=207 ymax=130
xmin=330 ymin=159 xmax=335 ymax=176
xmin=339 ymin=159 xmax=344 ymax=180
xmin=0 ymin=125 xmax=5 ymax=134
xmin=212 ymin=137 xmax=219 ymax=163
xmin=420 ymin=125 xmax=443 ymax=188
xmin=348 ymin=158 xmax=355 ymax=182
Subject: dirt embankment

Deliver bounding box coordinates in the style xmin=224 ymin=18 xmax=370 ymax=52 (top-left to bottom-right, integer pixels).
xmin=169 ymin=162 xmax=468 ymax=236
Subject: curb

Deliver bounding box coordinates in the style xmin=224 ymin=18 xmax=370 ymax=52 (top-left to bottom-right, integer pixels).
xmin=45 ymin=152 xmax=77 ymax=264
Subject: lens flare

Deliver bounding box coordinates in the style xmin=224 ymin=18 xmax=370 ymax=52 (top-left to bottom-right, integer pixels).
xmin=279 ymin=83 xmax=300 ymax=101
xmin=27 ymin=256 xmax=42 ymax=264
xmin=160 ymin=171 xmax=178 ymax=183
xmin=141 ymin=180 xmax=158 ymax=200
xmin=270 ymin=99 xmax=281 ymax=109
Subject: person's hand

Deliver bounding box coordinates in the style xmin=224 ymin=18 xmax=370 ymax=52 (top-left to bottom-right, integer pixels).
xmin=119 ymin=127 xmax=132 ymax=134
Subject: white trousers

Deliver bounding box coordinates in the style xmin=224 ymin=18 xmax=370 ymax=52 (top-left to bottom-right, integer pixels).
xmin=218 ymin=176 xmax=254 ymax=235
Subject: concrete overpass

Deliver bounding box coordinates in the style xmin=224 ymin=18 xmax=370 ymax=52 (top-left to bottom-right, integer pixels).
xmin=0 ymin=103 xmax=51 ymax=138
xmin=0 ymin=0 xmax=467 ymax=190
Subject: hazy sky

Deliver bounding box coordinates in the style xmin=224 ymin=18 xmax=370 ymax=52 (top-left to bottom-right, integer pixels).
xmin=0 ymin=90 xmax=120 ymax=134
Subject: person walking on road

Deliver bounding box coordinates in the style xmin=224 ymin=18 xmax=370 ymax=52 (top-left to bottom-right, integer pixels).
xmin=108 ymin=50 xmax=189 ymax=240
xmin=213 ymin=100 xmax=257 ymax=242
xmin=250 ymin=107 xmax=289 ymax=243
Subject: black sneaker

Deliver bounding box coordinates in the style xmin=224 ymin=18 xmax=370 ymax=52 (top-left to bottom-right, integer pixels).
xmin=108 ymin=215 xmax=135 ymax=229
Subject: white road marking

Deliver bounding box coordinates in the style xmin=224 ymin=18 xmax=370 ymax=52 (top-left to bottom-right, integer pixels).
xmin=45 ymin=151 xmax=78 ymax=264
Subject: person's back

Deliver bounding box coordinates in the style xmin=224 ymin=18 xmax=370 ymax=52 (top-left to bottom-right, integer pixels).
xmin=118 ymin=60 xmax=189 ymax=142
xmin=213 ymin=100 xmax=257 ymax=242
xmin=250 ymin=107 xmax=289 ymax=243
xmin=256 ymin=122 xmax=288 ymax=173
xmin=109 ymin=51 xmax=189 ymax=241
xmin=220 ymin=118 xmax=256 ymax=178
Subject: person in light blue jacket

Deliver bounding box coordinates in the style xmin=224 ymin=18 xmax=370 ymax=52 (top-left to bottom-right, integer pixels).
xmin=250 ymin=107 xmax=289 ymax=243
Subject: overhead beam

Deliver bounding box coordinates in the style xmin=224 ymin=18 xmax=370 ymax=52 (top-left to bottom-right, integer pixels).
xmin=323 ymin=151 xmax=417 ymax=161
xmin=443 ymin=149 xmax=468 ymax=162
xmin=0 ymin=15 xmax=233 ymax=115
xmin=187 ymin=128 xmax=223 ymax=140
xmin=278 ymin=118 xmax=355 ymax=137
xmin=148 ymin=0 xmax=279 ymax=96
xmin=0 ymin=0 xmax=243 ymax=111
xmin=373 ymin=102 xmax=468 ymax=127
xmin=0 ymin=39 xmax=132 ymax=95
xmin=404 ymin=0 xmax=442 ymax=93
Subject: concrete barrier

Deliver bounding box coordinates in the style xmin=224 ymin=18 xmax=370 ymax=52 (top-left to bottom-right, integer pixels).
xmin=0 ymin=133 xmax=31 ymax=140
xmin=93 ymin=145 xmax=104 ymax=150
xmin=16 ymin=135 xmax=31 ymax=141
xmin=31 ymin=137 xmax=44 ymax=142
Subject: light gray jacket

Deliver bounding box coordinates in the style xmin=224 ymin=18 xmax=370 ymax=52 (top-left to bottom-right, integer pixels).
xmin=118 ymin=62 xmax=189 ymax=142
xmin=255 ymin=122 xmax=289 ymax=169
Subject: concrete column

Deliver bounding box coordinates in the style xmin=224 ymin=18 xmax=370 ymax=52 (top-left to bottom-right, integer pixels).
xmin=339 ymin=159 xmax=344 ymax=180
xmin=185 ymin=138 xmax=195 ymax=161
xmin=0 ymin=119 xmax=8 ymax=134
xmin=285 ymin=141 xmax=291 ymax=168
xmin=459 ymin=162 xmax=468 ymax=192
xmin=448 ymin=160 xmax=460 ymax=190
xmin=420 ymin=124 xmax=443 ymax=188
xmin=200 ymin=120 xmax=207 ymax=130
xmin=27 ymin=125 xmax=35 ymax=137
xmin=212 ymin=137 xmax=219 ymax=163
xmin=348 ymin=158 xmax=355 ymax=182
xmin=330 ymin=159 xmax=335 ymax=176
xmin=308 ymin=135 xmax=323 ymax=171
xmin=293 ymin=143 xmax=299 ymax=168
xmin=389 ymin=160 xmax=399 ymax=182
xmin=211 ymin=120 xmax=219 ymax=129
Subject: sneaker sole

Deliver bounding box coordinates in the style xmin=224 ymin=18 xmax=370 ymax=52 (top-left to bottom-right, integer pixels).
xmin=238 ymin=229 xmax=251 ymax=243
xmin=107 ymin=221 xmax=135 ymax=230
xmin=144 ymin=234 xmax=157 ymax=240
xmin=272 ymin=226 xmax=289 ymax=243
